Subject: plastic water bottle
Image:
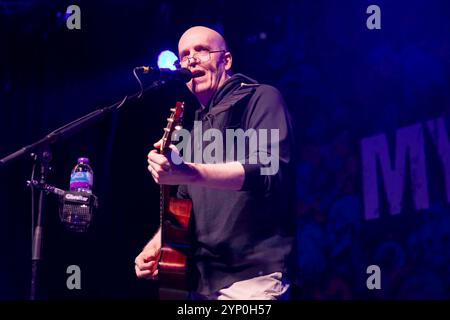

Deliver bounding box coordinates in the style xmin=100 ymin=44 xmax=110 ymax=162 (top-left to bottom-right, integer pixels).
xmin=70 ymin=157 xmax=94 ymax=194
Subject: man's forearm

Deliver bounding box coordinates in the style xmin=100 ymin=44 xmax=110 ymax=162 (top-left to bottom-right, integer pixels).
xmin=187 ymin=161 xmax=245 ymax=190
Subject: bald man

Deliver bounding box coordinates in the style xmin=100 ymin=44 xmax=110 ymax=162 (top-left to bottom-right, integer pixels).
xmin=135 ymin=26 xmax=296 ymax=300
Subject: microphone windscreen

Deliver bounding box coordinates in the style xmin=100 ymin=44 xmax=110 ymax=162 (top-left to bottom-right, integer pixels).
xmin=59 ymin=191 xmax=97 ymax=232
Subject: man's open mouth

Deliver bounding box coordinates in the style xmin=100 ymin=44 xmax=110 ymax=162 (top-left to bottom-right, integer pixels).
xmin=192 ymin=70 xmax=206 ymax=78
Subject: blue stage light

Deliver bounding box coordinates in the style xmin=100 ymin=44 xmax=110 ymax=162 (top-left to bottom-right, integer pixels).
xmin=157 ymin=50 xmax=179 ymax=70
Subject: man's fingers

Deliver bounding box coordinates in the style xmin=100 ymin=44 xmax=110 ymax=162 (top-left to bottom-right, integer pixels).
xmin=148 ymin=150 xmax=170 ymax=168
xmin=136 ymin=259 xmax=153 ymax=269
xmin=148 ymin=157 xmax=172 ymax=175
xmin=135 ymin=264 xmax=159 ymax=280
xmin=148 ymin=165 xmax=159 ymax=183
xmin=153 ymin=139 xmax=163 ymax=149
xmin=143 ymin=255 xmax=157 ymax=263
xmin=148 ymin=160 xmax=163 ymax=174
xmin=135 ymin=267 xmax=153 ymax=279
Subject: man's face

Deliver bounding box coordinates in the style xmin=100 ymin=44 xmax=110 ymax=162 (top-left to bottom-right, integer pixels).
xmin=178 ymin=27 xmax=231 ymax=105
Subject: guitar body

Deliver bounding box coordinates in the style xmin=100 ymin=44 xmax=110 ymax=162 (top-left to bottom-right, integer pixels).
xmin=157 ymin=101 xmax=193 ymax=300
xmin=159 ymin=195 xmax=192 ymax=299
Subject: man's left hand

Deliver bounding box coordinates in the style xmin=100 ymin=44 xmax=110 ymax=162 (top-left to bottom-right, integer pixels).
xmin=147 ymin=140 xmax=197 ymax=185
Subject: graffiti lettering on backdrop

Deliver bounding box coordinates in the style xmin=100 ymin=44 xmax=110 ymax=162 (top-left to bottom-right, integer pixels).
xmin=361 ymin=117 xmax=450 ymax=220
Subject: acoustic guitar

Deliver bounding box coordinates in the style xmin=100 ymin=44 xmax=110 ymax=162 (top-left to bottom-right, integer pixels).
xmin=158 ymin=101 xmax=193 ymax=299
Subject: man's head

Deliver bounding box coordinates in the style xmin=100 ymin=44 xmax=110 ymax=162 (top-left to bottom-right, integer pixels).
xmin=178 ymin=26 xmax=232 ymax=106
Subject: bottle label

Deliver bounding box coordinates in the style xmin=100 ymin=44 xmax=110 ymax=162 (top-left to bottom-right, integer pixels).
xmin=70 ymin=171 xmax=93 ymax=190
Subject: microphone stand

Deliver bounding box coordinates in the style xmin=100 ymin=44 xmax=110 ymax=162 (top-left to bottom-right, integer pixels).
xmin=29 ymin=148 xmax=51 ymax=300
xmin=0 ymin=79 xmax=167 ymax=300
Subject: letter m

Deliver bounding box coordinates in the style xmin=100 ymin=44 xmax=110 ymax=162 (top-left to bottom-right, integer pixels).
xmin=361 ymin=124 xmax=428 ymax=220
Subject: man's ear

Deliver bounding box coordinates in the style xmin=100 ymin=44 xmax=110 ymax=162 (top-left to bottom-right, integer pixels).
xmin=224 ymin=52 xmax=232 ymax=71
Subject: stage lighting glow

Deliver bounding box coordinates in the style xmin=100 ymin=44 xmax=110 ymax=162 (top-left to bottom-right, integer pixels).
xmin=157 ymin=50 xmax=178 ymax=70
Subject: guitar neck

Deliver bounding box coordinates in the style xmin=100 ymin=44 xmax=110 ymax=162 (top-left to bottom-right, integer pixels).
xmin=160 ymin=184 xmax=170 ymax=241
xmin=158 ymin=101 xmax=184 ymax=244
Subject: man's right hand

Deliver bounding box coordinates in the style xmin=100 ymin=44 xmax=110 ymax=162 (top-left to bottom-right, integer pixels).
xmin=134 ymin=231 xmax=161 ymax=280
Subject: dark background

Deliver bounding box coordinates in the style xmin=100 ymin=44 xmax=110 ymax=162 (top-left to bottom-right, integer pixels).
xmin=1 ymin=0 xmax=450 ymax=299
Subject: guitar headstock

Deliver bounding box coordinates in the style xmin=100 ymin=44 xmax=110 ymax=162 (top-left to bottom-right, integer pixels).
xmin=160 ymin=101 xmax=184 ymax=152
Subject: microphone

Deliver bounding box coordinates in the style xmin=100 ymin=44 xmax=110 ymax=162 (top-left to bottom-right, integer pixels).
xmin=27 ymin=180 xmax=66 ymax=196
xmin=136 ymin=66 xmax=193 ymax=83
xmin=26 ymin=179 xmax=98 ymax=232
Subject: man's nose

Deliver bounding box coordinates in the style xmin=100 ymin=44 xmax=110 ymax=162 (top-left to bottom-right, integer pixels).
xmin=186 ymin=55 xmax=199 ymax=67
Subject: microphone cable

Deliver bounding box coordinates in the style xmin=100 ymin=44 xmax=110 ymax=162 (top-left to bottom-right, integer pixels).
xmin=133 ymin=66 xmax=145 ymax=99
